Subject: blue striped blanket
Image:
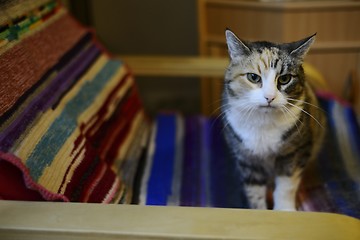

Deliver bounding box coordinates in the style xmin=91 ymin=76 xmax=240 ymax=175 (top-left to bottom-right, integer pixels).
xmin=138 ymin=95 xmax=360 ymax=219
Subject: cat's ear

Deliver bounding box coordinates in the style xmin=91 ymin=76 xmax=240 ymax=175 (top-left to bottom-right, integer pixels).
xmin=288 ymin=33 xmax=316 ymax=59
xmin=225 ymin=29 xmax=251 ymax=60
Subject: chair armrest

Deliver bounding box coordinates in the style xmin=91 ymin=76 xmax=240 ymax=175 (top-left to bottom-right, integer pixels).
xmin=1 ymin=200 xmax=359 ymax=240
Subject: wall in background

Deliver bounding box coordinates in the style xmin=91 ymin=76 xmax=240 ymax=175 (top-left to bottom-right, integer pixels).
xmin=67 ymin=0 xmax=201 ymax=114
xmin=91 ymin=0 xmax=198 ymax=56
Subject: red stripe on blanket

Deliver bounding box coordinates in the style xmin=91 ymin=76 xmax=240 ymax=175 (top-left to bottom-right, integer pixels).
xmin=0 ymin=152 xmax=69 ymax=202
xmin=88 ymin=167 xmax=118 ymax=203
xmin=60 ymin=74 xmax=142 ymax=202
xmin=64 ymin=142 xmax=99 ymax=202
xmin=100 ymin=88 xmax=143 ymax=164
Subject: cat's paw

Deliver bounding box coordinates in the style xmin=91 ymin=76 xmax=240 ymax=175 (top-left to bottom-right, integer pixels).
xmin=273 ymin=206 xmax=297 ymax=211
xmin=244 ymin=185 xmax=267 ymax=210
xmin=250 ymin=200 xmax=267 ymax=210
xmin=273 ymin=203 xmax=297 ymax=211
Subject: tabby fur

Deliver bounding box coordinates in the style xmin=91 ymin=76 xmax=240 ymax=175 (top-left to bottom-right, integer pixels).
xmin=222 ymin=29 xmax=326 ymax=210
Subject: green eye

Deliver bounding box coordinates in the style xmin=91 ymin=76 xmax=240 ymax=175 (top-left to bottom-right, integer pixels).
xmin=278 ymin=74 xmax=292 ymax=85
xmin=247 ymin=73 xmax=261 ymax=83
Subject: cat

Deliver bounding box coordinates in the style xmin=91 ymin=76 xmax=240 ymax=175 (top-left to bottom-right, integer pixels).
xmin=221 ymin=29 xmax=326 ymax=211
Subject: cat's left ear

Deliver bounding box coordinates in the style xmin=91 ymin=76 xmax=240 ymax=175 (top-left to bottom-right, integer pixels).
xmin=288 ymin=33 xmax=316 ymax=59
xmin=225 ymin=28 xmax=251 ymax=60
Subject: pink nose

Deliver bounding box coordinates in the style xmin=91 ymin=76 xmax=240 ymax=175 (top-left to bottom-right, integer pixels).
xmin=265 ymin=96 xmax=275 ymax=103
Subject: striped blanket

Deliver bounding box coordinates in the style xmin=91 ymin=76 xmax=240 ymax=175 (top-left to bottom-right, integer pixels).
xmin=138 ymin=95 xmax=360 ymax=219
xmin=0 ymin=1 xmax=148 ymax=203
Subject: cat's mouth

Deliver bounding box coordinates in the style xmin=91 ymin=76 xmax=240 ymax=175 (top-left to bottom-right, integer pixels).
xmin=259 ymin=104 xmax=276 ymax=109
xmin=258 ymin=105 xmax=279 ymax=113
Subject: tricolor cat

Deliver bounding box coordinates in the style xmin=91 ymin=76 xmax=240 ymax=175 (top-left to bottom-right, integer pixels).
xmin=222 ymin=29 xmax=326 ymax=210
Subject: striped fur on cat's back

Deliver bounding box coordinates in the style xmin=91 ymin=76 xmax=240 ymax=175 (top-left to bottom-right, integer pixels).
xmin=222 ymin=29 xmax=326 ymax=210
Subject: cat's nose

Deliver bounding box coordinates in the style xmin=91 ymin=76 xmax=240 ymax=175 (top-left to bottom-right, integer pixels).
xmin=265 ymin=96 xmax=275 ymax=103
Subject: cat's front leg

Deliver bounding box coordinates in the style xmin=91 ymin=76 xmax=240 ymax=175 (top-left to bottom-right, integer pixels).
xmin=273 ymin=169 xmax=301 ymax=211
xmin=238 ymin=160 xmax=268 ymax=209
xmin=244 ymin=184 xmax=267 ymax=209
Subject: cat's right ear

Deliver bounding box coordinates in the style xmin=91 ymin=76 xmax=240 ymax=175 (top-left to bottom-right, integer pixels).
xmin=225 ymin=29 xmax=251 ymax=60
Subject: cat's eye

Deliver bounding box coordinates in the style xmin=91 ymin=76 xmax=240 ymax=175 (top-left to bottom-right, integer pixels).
xmin=247 ymin=73 xmax=261 ymax=83
xmin=278 ymin=74 xmax=292 ymax=85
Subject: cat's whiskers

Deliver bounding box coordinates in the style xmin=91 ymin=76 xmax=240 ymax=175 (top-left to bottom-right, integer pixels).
xmin=219 ymin=109 xmax=233 ymax=133
xmin=211 ymin=102 xmax=234 ymax=128
xmin=219 ymin=103 xmax=255 ymax=134
xmin=286 ymin=97 xmax=324 ymax=112
xmin=280 ymin=107 xmax=290 ymax=124
xmin=243 ymin=105 xmax=256 ymax=125
xmin=207 ymin=98 xmax=236 ymax=131
xmin=281 ymin=105 xmax=302 ymax=135
xmin=211 ymin=101 xmax=232 ymax=116
xmin=213 ymin=104 xmax=233 ymax=131
xmin=209 ymin=97 xmax=229 ymax=109
xmin=286 ymin=102 xmax=324 ymax=129
xmin=212 ymin=108 xmax=229 ymax=130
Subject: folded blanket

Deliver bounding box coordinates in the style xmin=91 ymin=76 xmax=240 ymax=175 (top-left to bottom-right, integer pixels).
xmin=139 ymin=95 xmax=360 ymax=219
xmin=0 ymin=1 xmax=149 ymax=203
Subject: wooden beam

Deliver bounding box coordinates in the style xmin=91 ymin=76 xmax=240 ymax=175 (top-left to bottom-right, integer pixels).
xmin=119 ymin=55 xmax=229 ymax=77
xmin=1 ymin=200 xmax=360 ymax=240
xmin=205 ymin=0 xmax=360 ymax=12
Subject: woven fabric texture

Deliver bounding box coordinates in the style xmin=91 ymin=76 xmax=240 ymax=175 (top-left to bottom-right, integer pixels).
xmin=0 ymin=1 xmax=149 ymax=203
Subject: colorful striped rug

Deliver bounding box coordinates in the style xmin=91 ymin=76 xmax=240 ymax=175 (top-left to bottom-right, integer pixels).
xmin=139 ymin=95 xmax=360 ymax=219
xmin=0 ymin=1 xmax=149 ymax=203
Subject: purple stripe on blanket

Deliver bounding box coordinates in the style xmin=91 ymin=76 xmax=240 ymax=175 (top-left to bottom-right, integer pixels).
xmin=181 ymin=117 xmax=200 ymax=206
xmin=0 ymin=43 xmax=100 ymax=151
xmin=344 ymin=107 xmax=360 ymax=165
xmin=199 ymin=117 xmax=211 ymax=207
xmin=209 ymin=118 xmax=248 ymax=209
xmin=209 ymin=118 xmax=227 ymax=207
xmin=176 ymin=116 xmax=249 ymax=208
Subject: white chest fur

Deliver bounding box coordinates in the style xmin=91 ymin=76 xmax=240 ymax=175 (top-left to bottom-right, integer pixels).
xmin=226 ymin=108 xmax=300 ymax=158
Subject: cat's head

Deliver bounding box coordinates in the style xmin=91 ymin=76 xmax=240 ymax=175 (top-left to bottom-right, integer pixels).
xmin=224 ymin=29 xmax=315 ymax=114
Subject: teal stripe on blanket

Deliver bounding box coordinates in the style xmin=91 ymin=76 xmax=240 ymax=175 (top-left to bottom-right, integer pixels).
xmin=26 ymin=60 xmax=122 ymax=181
